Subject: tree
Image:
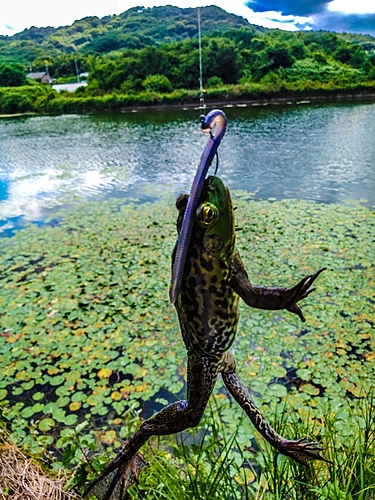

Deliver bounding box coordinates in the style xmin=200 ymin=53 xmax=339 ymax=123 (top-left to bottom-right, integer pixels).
xmin=266 ymin=46 xmax=294 ymax=70
xmin=142 ymin=74 xmax=172 ymax=92
xmin=0 ymin=63 xmax=26 ymax=87
xmin=335 ymin=45 xmax=371 ymax=72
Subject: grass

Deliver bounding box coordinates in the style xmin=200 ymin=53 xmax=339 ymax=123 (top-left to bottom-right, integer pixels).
xmin=49 ymin=393 xmax=375 ymax=499
xmin=0 ymin=426 xmax=81 ymax=500
xmin=2 ymin=396 xmax=375 ymax=499
xmin=1 ymin=80 xmax=375 ymax=115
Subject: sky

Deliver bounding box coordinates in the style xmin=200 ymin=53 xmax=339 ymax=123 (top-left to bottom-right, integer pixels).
xmin=1 ymin=0 xmax=375 ymax=37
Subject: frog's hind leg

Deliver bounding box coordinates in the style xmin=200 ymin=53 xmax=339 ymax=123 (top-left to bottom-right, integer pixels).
xmin=220 ymin=352 xmax=330 ymax=465
xmin=84 ymin=354 xmax=219 ymax=500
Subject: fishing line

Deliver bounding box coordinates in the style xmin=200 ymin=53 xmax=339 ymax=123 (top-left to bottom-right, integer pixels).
xmin=197 ymin=13 xmax=220 ymax=179
xmin=198 ymin=7 xmax=206 ymax=112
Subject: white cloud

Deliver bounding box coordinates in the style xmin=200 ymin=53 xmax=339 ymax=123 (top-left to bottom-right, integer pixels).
xmin=0 ymin=0 xmax=123 ymax=36
xmin=328 ymin=0 xmax=375 ymax=15
xmin=118 ymin=0 xmax=253 ymax=21
xmin=245 ymin=10 xmax=313 ymax=30
xmin=118 ymin=1 xmax=311 ymax=31
xmin=0 ymin=166 xmax=123 ymax=222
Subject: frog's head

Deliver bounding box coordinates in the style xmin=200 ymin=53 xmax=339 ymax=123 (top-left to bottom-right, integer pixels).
xmin=176 ymin=176 xmax=235 ymax=265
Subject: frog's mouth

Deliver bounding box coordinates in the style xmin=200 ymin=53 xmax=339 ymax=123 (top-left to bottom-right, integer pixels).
xmin=170 ymin=109 xmax=227 ymax=305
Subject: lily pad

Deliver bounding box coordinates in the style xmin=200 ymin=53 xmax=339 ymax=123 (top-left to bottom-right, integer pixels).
xmin=301 ymin=383 xmax=320 ymax=396
xmin=32 ymin=392 xmax=45 ymax=401
xmin=64 ymin=414 xmax=78 ymax=426
xmin=38 ymin=418 xmax=55 ymax=432
xmin=0 ymin=193 xmax=373 ymax=466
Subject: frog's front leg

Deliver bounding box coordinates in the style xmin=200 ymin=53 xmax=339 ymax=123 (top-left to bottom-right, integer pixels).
xmin=84 ymin=354 xmax=219 ymax=500
xmin=220 ymin=352 xmax=330 ymax=465
xmin=229 ymin=253 xmax=326 ymax=322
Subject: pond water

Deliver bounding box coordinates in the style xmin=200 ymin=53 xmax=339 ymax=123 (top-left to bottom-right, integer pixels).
xmin=1 ymin=101 xmax=374 ymax=235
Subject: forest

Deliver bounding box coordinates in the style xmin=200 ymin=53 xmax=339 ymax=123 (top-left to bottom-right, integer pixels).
xmin=0 ymin=5 xmax=375 ymax=114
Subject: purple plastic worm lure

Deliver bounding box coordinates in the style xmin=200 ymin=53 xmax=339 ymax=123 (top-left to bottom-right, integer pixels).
xmin=169 ymin=109 xmax=227 ymax=304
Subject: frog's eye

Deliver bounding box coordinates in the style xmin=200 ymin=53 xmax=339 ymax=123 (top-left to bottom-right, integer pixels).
xmin=196 ymin=202 xmax=218 ymax=227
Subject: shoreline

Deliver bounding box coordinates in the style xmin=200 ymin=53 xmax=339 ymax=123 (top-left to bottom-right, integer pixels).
xmin=118 ymin=90 xmax=375 ymax=113
xmin=1 ymin=88 xmax=375 ymax=118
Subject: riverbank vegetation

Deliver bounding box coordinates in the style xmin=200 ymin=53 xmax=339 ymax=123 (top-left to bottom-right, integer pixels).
xmin=0 ymin=194 xmax=374 ymax=498
xmin=1 ymin=6 xmax=375 ymax=114
xmin=0 ymin=427 xmax=79 ymax=500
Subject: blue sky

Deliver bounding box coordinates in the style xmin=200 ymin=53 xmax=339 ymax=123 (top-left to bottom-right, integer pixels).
xmin=1 ymin=0 xmax=374 ymax=36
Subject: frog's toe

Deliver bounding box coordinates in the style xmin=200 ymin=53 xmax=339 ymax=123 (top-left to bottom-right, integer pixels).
xmin=87 ymin=452 xmax=148 ymax=500
xmin=279 ymin=438 xmax=332 ymax=466
xmin=124 ymin=451 xmax=149 ymax=490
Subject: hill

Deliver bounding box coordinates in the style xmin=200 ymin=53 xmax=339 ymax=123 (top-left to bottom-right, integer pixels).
xmin=0 ymin=5 xmax=262 ymax=65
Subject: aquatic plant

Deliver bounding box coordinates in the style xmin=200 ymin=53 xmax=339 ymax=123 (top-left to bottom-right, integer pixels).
xmin=0 ymin=194 xmax=374 ymax=497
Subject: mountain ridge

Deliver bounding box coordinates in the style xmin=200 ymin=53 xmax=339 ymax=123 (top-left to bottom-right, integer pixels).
xmin=0 ymin=5 xmax=265 ymax=64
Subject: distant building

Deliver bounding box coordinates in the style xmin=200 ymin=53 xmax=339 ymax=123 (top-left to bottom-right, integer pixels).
xmin=52 ymin=82 xmax=88 ymax=93
xmin=26 ymin=72 xmax=53 ymax=84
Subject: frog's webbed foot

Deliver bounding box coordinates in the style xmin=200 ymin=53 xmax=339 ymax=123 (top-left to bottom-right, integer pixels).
xmin=86 ymin=355 xmax=218 ymax=499
xmin=86 ymin=451 xmax=148 ymax=500
xmin=279 ymin=438 xmax=332 ymax=465
xmin=220 ymin=352 xmax=331 ymax=466
xmin=229 ymin=253 xmax=326 ymax=322
xmin=285 ymin=267 xmax=326 ymax=322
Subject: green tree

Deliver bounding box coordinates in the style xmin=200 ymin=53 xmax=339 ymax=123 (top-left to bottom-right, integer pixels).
xmin=206 ymin=76 xmax=223 ymax=88
xmin=142 ymin=74 xmax=172 ymax=92
xmin=334 ymin=45 xmax=371 ymax=72
xmin=0 ymin=63 xmax=27 ymax=87
xmin=205 ymin=38 xmax=239 ymax=83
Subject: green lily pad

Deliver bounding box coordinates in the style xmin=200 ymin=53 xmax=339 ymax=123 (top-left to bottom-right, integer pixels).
xmin=268 ymin=384 xmax=288 ymax=398
xmin=64 ymin=414 xmax=78 ymax=426
xmin=32 ymin=391 xmax=45 ymax=401
xmin=301 ymin=383 xmax=320 ymax=396
xmin=38 ymin=418 xmax=55 ymax=432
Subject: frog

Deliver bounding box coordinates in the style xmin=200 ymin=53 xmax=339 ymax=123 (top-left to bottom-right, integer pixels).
xmin=84 ymin=175 xmax=328 ymax=500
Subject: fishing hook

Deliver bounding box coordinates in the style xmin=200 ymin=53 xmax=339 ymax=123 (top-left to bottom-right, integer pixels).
xmin=170 ymin=109 xmax=227 ymax=304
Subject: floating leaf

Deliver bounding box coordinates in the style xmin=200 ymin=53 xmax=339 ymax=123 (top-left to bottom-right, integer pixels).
xmin=64 ymin=414 xmax=78 ymax=426
xmin=111 ymin=391 xmax=122 ymax=401
xmin=21 ymin=381 xmax=35 ymax=390
xmin=21 ymin=406 xmax=36 ymax=418
xmin=101 ymin=430 xmax=117 ymax=445
xmin=32 ymin=392 xmax=44 ymax=401
xmin=98 ymin=368 xmax=112 ymax=379
xmin=235 ymin=468 xmax=256 ymax=485
xmin=38 ymin=418 xmax=55 ymax=432
xmin=301 ymin=383 xmax=320 ymax=396
xmin=52 ymin=408 xmax=66 ymax=423
xmin=69 ymin=401 xmax=81 ymax=412
xmin=49 ymin=375 xmax=65 ymax=386
xmin=268 ymin=384 xmax=287 ymax=398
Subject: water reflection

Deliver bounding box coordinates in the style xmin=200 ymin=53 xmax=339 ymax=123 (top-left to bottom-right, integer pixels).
xmin=0 ymin=180 xmax=8 ymax=202
xmin=224 ymin=104 xmax=375 ymax=203
xmin=0 ymin=102 xmax=374 ymax=233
